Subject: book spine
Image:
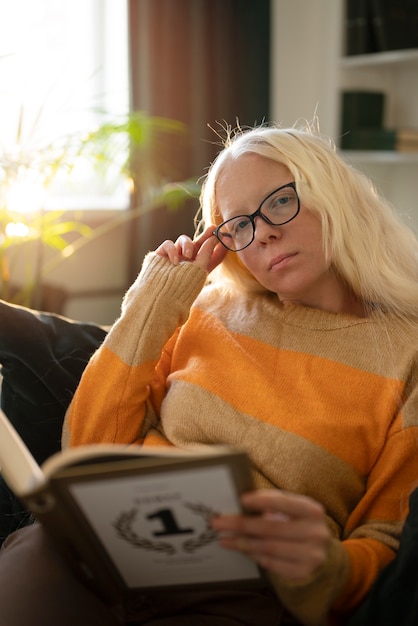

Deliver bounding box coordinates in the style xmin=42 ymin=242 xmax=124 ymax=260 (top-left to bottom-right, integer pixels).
xmin=396 ymin=141 xmax=418 ymax=153
xmin=369 ymin=0 xmax=387 ymax=52
xmin=345 ymin=0 xmax=371 ymax=55
xmin=397 ymin=129 xmax=418 ymax=142
xmin=370 ymin=0 xmax=418 ymax=52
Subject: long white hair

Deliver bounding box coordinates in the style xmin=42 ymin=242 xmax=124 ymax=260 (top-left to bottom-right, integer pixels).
xmin=199 ymin=123 xmax=418 ymax=320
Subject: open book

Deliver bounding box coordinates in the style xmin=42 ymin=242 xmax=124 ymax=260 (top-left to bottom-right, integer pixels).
xmin=0 ymin=408 xmax=262 ymax=600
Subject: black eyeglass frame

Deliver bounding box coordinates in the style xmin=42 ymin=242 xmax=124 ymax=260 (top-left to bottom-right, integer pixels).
xmin=213 ymin=182 xmax=300 ymax=252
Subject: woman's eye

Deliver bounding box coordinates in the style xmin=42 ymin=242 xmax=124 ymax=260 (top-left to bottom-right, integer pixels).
xmin=273 ymin=194 xmax=290 ymax=207
xmin=269 ymin=190 xmax=297 ymax=212
xmin=233 ymin=219 xmax=251 ymax=234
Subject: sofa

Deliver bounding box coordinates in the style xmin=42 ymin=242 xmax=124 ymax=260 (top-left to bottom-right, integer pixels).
xmin=0 ymin=300 xmax=107 ymax=544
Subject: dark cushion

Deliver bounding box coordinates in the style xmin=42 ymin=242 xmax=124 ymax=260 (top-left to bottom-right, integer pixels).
xmin=0 ymin=300 xmax=106 ymax=544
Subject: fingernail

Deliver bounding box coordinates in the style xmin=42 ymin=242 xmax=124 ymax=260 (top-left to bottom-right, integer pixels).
xmin=265 ymin=512 xmax=290 ymax=522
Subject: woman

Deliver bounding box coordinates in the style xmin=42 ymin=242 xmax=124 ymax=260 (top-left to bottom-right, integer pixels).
xmin=1 ymin=123 xmax=418 ymax=626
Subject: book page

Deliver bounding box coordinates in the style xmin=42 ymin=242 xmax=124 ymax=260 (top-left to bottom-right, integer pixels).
xmin=0 ymin=409 xmax=45 ymax=496
xmin=68 ymin=464 xmax=260 ymax=588
xmin=42 ymin=443 xmax=235 ymax=476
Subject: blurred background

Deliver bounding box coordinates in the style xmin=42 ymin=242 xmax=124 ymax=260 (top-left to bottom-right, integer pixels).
xmin=0 ymin=0 xmax=417 ymax=324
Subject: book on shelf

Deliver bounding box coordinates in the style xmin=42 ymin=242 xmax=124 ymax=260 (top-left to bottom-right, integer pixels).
xmin=345 ymin=0 xmax=418 ymax=56
xmin=0 ymin=408 xmax=262 ymax=601
xmin=341 ymin=127 xmax=418 ymax=152
xmin=345 ymin=0 xmax=374 ymax=56
xmin=369 ymin=0 xmax=418 ymax=53
xmin=368 ymin=0 xmax=386 ymax=52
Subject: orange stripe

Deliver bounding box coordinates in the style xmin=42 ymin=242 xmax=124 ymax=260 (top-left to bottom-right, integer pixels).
xmin=170 ymin=323 xmax=403 ymax=473
xmin=142 ymin=431 xmax=174 ymax=448
xmin=345 ymin=426 xmax=418 ymax=523
xmin=333 ymin=539 xmax=395 ymax=610
xmin=69 ymin=347 xmax=157 ymax=445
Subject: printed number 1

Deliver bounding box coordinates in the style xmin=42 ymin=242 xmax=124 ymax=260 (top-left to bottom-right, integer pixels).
xmin=147 ymin=508 xmax=193 ymax=537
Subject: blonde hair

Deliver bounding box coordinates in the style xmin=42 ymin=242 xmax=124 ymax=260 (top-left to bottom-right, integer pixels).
xmin=199 ymin=123 xmax=418 ymax=321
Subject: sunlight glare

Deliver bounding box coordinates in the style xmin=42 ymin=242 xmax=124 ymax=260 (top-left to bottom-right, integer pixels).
xmin=6 ymin=175 xmax=46 ymax=214
xmin=4 ymin=221 xmax=30 ymax=238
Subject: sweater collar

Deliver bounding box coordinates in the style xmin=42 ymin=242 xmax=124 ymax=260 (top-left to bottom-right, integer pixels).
xmin=277 ymin=300 xmax=371 ymax=331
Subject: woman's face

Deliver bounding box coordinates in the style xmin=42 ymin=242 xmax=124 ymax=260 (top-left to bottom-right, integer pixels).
xmin=216 ymin=153 xmax=357 ymax=313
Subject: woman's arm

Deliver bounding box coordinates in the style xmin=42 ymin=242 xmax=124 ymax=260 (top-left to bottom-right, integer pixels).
xmin=66 ymin=228 xmax=225 ymax=447
xmin=65 ymin=255 xmax=206 ymax=446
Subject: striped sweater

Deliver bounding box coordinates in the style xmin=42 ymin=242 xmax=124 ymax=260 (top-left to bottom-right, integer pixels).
xmin=67 ymin=252 xmax=418 ymax=626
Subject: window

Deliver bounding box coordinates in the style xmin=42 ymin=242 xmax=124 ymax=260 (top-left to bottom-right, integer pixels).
xmin=0 ymin=0 xmax=130 ymax=211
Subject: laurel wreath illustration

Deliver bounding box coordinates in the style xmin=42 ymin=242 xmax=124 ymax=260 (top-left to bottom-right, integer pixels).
xmin=112 ymin=502 xmax=219 ymax=555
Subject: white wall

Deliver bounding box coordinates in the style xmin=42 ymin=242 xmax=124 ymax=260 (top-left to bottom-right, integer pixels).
xmin=270 ymin=0 xmax=343 ymax=138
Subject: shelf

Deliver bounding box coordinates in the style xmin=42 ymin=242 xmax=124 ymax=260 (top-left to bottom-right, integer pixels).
xmin=340 ymin=49 xmax=418 ymax=70
xmin=340 ymin=150 xmax=418 ymax=164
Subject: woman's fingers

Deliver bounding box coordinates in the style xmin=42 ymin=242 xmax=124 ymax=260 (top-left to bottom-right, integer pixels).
xmin=155 ymin=235 xmax=194 ymax=264
xmin=241 ymin=489 xmax=325 ymax=520
xmin=155 ymin=225 xmax=227 ymax=272
xmin=211 ymin=489 xmax=331 ymax=581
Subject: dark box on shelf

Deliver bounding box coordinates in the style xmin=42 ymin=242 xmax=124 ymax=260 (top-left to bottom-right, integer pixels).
xmin=341 ymin=128 xmax=395 ymax=150
xmin=341 ymin=91 xmax=385 ymax=135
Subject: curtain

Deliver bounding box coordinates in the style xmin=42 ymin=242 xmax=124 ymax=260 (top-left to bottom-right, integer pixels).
xmin=127 ymin=0 xmax=270 ymax=279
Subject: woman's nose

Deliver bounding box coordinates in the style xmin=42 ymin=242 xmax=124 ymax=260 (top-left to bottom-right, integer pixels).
xmin=253 ymin=216 xmax=282 ymax=243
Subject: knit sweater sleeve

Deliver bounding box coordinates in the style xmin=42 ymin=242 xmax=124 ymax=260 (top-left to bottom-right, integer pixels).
xmin=66 ymin=253 xmax=207 ymax=446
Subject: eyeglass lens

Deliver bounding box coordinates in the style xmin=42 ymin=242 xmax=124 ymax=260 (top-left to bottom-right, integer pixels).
xmin=216 ymin=184 xmax=299 ymax=251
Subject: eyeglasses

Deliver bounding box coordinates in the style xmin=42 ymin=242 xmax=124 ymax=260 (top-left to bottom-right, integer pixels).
xmin=213 ymin=182 xmax=300 ymax=252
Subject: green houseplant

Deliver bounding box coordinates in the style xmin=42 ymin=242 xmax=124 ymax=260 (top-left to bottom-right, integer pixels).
xmin=0 ymin=109 xmax=198 ymax=311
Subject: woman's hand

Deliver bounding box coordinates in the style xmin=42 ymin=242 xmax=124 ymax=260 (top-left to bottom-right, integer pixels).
xmin=155 ymin=225 xmax=227 ymax=273
xmin=211 ymin=489 xmax=331 ymax=582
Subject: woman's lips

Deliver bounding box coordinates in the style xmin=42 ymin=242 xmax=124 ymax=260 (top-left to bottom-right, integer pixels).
xmin=269 ymin=253 xmax=297 ymax=271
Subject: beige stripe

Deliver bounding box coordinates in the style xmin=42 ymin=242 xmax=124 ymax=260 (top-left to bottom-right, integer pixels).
xmin=160 ymin=380 xmax=364 ymax=532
